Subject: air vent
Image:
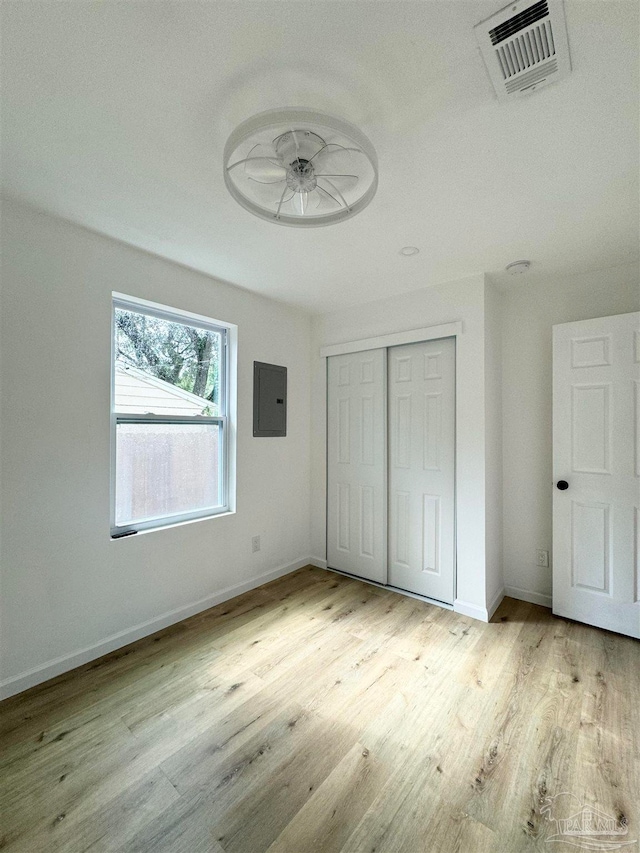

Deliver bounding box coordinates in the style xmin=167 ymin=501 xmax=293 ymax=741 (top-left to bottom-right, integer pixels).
xmin=475 ymin=0 xmax=571 ymax=99
xmin=489 ymin=0 xmax=548 ymax=44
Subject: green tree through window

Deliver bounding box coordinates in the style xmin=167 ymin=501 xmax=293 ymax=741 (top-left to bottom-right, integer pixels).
xmin=115 ymin=309 xmax=221 ymax=408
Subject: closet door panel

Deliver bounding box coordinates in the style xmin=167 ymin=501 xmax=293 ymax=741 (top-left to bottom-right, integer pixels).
xmin=388 ymin=339 xmax=455 ymax=602
xmin=327 ymin=349 xmax=386 ymax=583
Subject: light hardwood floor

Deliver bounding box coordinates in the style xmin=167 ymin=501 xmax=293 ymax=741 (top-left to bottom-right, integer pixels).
xmin=1 ymin=566 xmax=638 ymax=853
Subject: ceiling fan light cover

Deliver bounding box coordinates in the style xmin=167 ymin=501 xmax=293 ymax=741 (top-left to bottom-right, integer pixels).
xmin=224 ymin=108 xmax=378 ymax=227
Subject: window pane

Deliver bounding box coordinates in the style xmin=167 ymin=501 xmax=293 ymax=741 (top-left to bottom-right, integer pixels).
xmin=115 ymin=422 xmax=222 ymax=526
xmin=114 ymin=308 xmax=222 ymax=416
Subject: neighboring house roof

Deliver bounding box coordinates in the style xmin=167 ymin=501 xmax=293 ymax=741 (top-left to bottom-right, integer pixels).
xmin=114 ymin=363 xmax=216 ymax=416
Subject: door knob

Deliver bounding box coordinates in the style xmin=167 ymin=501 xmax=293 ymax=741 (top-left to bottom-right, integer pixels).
xmin=556 ymin=480 xmax=569 ymax=490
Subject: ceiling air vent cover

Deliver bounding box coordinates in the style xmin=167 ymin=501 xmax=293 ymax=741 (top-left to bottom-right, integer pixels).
xmin=474 ymin=0 xmax=571 ymax=99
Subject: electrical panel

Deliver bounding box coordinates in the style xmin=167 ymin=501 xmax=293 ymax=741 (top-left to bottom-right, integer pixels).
xmin=253 ymin=362 xmax=287 ymax=437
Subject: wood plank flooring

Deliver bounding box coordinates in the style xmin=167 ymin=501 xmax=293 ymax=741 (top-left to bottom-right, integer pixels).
xmin=1 ymin=566 xmax=638 ymax=852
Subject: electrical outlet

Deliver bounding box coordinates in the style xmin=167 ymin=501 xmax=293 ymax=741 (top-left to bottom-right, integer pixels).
xmin=252 ymin=535 xmax=260 ymax=553
xmin=536 ymin=549 xmax=549 ymax=568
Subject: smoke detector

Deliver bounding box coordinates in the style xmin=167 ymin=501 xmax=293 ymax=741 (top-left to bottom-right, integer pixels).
xmin=224 ymin=108 xmax=378 ymax=227
xmin=474 ymin=0 xmax=571 ymax=100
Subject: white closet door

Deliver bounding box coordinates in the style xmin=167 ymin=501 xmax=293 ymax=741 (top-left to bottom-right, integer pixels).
xmin=553 ymin=312 xmax=640 ymax=638
xmin=388 ymin=338 xmax=455 ymax=603
xmin=327 ymin=349 xmax=387 ymax=583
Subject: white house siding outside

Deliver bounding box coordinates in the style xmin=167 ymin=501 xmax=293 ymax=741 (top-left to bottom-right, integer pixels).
xmin=114 ymin=364 xmax=218 ymax=416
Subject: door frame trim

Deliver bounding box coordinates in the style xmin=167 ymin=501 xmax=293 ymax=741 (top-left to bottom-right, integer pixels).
xmin=319 ymin=322 xmax=463 ymax=359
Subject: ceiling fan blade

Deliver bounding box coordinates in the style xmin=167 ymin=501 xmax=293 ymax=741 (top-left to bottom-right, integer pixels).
xmin=290 ymin=129 xmax=301 ymax=155
xmin=296 ymin=191 xmax=308 ymax=215
xmin=314 ymin=173 xmax=359 ymax=192
xmin=245 ymin=179 xmax=288 ymax=206
xmin=317 ymin=178 xmax=349 ymax=210
xmin=245 ymin=160 xmax=286 ymax=184
xmin=243 ymin=144 xmax=285 ymax=183
xmin=278 ymin=193 xmax=309 ymax=217
xmin=227 ymin=156 xmax=286 ymax=183
xmin=276 ymin=185 xmax=296 ymax=217
xmin=314 ymin=183 xmax=343 ymax=211
xmin=310 ymin=143 xmax=362 ymax=175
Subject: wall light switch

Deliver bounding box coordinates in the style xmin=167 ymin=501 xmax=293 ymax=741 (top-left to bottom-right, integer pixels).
xmin=252 ymin=535 xmax=261 ymax=553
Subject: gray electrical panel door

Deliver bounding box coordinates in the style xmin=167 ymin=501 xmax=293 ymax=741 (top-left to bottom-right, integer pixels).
xmin=253 ymin=362 xmax=287 ymax=437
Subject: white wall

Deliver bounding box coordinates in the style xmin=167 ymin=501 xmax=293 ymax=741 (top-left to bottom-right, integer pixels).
xmin=310 ymin=274 xmax=502 ymax=619
xmin=0 ymin=199 xmax=312 ymax=696
xmin=500 ymin=262 xmax=640 ymax=606
xmin=4 ymin=201 xmax=634 ymax=699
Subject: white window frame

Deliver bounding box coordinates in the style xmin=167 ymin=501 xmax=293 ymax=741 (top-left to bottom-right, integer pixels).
xmin=110 ymin=293 xmax=237 ymax=537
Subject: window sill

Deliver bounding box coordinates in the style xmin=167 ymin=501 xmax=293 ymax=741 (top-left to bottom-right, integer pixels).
xmin=110 ymin=509 xmax=236 ymax=540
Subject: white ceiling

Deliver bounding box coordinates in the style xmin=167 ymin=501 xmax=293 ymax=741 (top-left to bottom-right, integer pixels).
xmin=2 ymin=1 xmax=638 ymax=313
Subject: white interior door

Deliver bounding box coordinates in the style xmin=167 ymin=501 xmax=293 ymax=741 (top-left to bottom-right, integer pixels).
xmin=553 ymin=312 xmax=640 ymax=638
xmin=388 ymin=338 xmax=456 ymax=603
xmin=327 ymin=349 xmax=387 ymax=583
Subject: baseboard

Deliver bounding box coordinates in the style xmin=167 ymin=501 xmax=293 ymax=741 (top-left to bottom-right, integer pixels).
xmin=454 ymin=598 xmax=489 ymax=622
xmin=487 ymin=587 xmax=505 ymax=620
xmin=505 ymin=585 xmax=552 ymax=609
xmin=309 ymin=556 xmax=328 ymax=569
xmin=0 ymin=557 xmax=310 ymax=701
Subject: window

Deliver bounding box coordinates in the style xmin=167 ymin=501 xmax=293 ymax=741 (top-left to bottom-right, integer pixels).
xmin=111 ymin=295 xmax=235 ymax=536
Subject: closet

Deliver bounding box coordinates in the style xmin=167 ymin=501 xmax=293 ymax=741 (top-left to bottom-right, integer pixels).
xmin=327 ymin=337 xmax=455 ymax=604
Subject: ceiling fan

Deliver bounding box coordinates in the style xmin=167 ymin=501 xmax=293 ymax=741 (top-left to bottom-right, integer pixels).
xmin=224 ymin=108 xmax=378 ymax=227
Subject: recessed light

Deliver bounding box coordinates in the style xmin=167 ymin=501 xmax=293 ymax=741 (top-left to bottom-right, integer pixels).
xmin=506 ymin=260 xmax=531 ymax=274
xmin=399 ymin=246 xmax=419 ymax=256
